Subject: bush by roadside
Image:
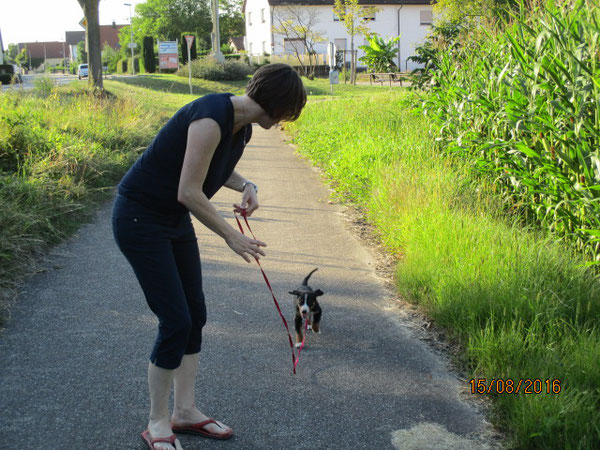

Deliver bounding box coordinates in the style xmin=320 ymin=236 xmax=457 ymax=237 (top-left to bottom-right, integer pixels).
xmin=0 ymin=85 xmax=166 ymax=322
xmin=176 ymin=56 xmax=252 ymax=81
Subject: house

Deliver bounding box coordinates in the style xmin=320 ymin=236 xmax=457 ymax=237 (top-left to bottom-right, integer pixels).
xmin=228 ymin=37 xmax=246 ymax=53
xmin=65 ymin=31 xmax=85 ymax=63
xmin=18 ymin=41 xmax=70 ymax=67
xmin=65 ymin=23 xmax=126 ymax=63
xmin=243 ymin=0 xmax=434 ymax=71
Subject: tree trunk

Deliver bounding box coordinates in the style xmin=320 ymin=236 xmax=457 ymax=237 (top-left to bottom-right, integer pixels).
xmin=78 ymin=0 xmax=103 ymax=89
xmin=350 ymin=38 xmax=355 ymax=84
xmin=350 ymin=23 xmax=356 ymax=84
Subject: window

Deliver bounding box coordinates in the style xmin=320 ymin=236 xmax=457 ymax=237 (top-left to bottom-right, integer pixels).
xmin=284 ymin=38 xmax=306 ymax=54
xmin=420 ymin=10 xmax=433 ymax=26
xmin=261 ymin=8 xmax=266 ymax=23
xmin=262 ymin=41 xmax=266 ymax=53
xmin=248 ymin=12 xmax=252 ymax=26
xmin=334 ymin=38 xmax=346 ymax=51
xmin=362 ymin=9 xmax=375 ymax=21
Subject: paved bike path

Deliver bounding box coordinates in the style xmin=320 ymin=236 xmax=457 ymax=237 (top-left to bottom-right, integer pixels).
xmin=0 ymin=126 xmax=496 ymax=449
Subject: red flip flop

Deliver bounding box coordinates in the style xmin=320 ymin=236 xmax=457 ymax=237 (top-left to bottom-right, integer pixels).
xmin=141 ymin=430 xmax=178 ymax=449
xmin=171 ymin=418 xmax=234 ymax=440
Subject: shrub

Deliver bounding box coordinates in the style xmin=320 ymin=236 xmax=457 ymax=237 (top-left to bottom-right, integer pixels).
xmin=143 ymin=36 xmax=156 ymax=73
xmin=33 ymin=76 xmax=56 ymax=96
xmin=177 ymin=56 xmax=252 ymax=81
xmin=180 ymin=33 xmax=197 ymax=64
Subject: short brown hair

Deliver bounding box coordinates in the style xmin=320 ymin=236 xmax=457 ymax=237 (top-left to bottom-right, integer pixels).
xmin=246 ymin=63 xmax=307 ymax=122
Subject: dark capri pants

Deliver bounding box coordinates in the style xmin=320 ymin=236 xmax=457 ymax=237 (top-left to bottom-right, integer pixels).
xmin=112 ymin=194 xmax=207 ymax=370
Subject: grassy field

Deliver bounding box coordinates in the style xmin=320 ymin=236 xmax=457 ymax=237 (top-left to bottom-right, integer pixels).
xmin=286 ymin=91 xmax=600 ymax=449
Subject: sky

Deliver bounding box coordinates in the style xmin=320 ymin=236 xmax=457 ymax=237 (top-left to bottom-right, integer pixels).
xmin=0 ymin=0 xmax=147 ymax=46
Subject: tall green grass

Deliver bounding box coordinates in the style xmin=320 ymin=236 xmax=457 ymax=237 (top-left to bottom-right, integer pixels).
xmin=0 ymin=84 xmax=166 ymax=318
xmin=287 ymin=92 xmax=600 ymax=448
xmin=418 ymin=0 xmax=600 ymax=263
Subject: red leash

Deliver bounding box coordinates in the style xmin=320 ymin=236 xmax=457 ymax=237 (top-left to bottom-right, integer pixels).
xmin=234 ymin=210 xmax=306 ymax=374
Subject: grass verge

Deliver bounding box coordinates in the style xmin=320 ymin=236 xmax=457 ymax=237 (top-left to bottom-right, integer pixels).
xmin=0 ymin=83 xmax=167 ymax=322
xmin=286 ymin=90 xmax=600 ymax=449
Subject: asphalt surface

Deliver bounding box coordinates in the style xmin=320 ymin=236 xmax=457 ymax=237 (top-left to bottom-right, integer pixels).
xmin=0 ymin=126 xmax=496 ymax=449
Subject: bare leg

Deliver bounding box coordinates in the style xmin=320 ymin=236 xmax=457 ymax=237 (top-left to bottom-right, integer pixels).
xmin=147 ymin=362 xmax=183 ymax=450
xmin=171 ymin=353 xmax=232 ymax=437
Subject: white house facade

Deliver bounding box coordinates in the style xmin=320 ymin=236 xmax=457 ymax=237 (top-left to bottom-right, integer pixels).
xmin=242 ymin=0 xmax=434 ymax=71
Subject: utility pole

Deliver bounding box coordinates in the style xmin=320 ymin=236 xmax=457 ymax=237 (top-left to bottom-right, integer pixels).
xmin=124 ymin=2 xmax=135 ymax=75
xmin=210 ymin=0 xmax=224 ymax=62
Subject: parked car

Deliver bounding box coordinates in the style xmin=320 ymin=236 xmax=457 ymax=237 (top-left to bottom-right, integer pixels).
xmin=78 ymin=64 xmax=88 ymax=79
xmin=0 ymin=64 xmax=22 ymax=85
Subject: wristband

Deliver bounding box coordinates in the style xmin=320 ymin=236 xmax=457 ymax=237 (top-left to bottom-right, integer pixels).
xmin=242 ymin=181 xmax=258 ymax=193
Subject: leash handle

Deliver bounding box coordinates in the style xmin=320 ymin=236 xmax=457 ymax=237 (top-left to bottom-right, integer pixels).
xmin=235 ymin=210 xmax=302 ymax=374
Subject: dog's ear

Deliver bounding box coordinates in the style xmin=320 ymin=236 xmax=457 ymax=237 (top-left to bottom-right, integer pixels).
xmin=314 ymin=289 xmax=324 ymax=297
xmin=289 ymin=290 xmax=301 ymax=296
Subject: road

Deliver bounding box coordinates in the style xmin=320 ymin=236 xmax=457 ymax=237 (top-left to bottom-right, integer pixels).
xmin=1 ymin=72 xmax=106 ymax=91
xmin=0 ymin=126 xmax=499 ymax=449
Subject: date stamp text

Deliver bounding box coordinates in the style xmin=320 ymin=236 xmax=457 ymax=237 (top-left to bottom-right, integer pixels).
xmin=470 ymin=378 xmax=562 ymax=395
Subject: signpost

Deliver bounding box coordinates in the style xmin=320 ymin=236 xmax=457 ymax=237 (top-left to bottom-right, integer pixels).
xmin=328 ymin=42 xmax=339 ymax=95
xmin=158 ymin=40 xmax=179 ymax=71
xmin=185 ymin=35 xmax=194 ymax=94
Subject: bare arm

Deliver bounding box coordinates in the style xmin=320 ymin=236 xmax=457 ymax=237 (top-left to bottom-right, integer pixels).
xmin=225 ymin=171 xmax=259 ymax=216
xmin=177 ymin=119 xmax=266 ymax=262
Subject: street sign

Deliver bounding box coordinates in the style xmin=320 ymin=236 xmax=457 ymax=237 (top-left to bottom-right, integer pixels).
xmin=127 ymin=42 xmax=138 ymax=49
xmin=158 ymin=40 xmax=179 ymax=70
xmin=79 ymin=17 xmax=87 ymax=30
xmin=185 ymin=35 xmax=195 ymax=50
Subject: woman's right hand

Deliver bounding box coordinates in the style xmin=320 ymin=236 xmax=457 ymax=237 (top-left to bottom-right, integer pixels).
xmin=225 ymin=231 xmax=267 ymax=263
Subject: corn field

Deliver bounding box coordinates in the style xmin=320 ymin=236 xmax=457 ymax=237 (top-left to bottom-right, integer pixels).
xmin=420 ymin=0 xmax=600 ymax=263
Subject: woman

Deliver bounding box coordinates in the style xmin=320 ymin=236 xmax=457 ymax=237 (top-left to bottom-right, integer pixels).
xmin=112 ymin=63 xmax=306 ymax=450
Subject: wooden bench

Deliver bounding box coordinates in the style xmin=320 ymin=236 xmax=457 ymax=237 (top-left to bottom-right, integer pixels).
xmin=369 ymin=72 xmax=405 ymax=87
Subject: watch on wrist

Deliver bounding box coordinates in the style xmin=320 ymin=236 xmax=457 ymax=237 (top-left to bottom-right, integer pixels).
xmin=242 ymin=181 xmax=258 ymax=193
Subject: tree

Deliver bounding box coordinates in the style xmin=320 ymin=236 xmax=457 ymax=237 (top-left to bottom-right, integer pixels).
xmin=143 ymin=37 xmax=156 ymax=73
xmin=219 ymin=0 xmax=245 ymax=46
xmin=6 ymin=44 xmax=19 ymax=64
xmin=272 ymin=6 xmax=326 ymax=79
xmin=15 ymin=48 xmax=30 ymax=70
xmin=76 ymin=41 xmax=88 ymax=66
xmin=77 ymin=0 xmax=103 ymax=89
xmin=134 ymin=0 xmax=212 ymax=48
xmin=333 ymin=0 xmax=379 ymax=84
xmin=358 ymin=34 xmax=399 ymax=73
xmin=102 ymin=43 xmax=120 ymax=73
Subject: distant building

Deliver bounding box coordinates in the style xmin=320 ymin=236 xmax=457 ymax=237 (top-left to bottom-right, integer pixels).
xmin=66 ymin=31 xmax=86 ymax=62
xmin=18 ymin=41 xmax=70 ymax=67
xmin=243 ymin=0 xmax=434 ymax=71
xmin=18 ymin=23 xmax=127 ymax=69
xmin=65 ymin=23 xmax=127 ymax=63
xmin=228 ymin=37 xmax=246 ymax=53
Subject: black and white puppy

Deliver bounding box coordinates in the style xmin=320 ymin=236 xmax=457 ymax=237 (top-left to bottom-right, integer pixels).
xmin=289 ymin=268 xmax=323 ymax=348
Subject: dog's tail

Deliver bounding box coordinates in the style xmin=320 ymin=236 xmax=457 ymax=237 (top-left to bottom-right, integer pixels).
xmin=302 ymin=268 xmax=318 ymax=286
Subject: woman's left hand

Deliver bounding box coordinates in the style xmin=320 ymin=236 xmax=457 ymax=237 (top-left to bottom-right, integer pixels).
xmin=233 ymin=185 xmax=259 ymax=216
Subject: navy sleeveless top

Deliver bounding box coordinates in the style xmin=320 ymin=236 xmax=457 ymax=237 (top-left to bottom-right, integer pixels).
xmin=118 ymin=93 xmax=252 ymax=215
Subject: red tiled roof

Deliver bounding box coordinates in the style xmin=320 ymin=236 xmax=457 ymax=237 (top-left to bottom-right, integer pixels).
xmin=18 ymin=42 xmax=70 ymax=59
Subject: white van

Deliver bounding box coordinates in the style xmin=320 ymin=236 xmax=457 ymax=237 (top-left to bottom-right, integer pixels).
xmin=77 ymin=64 xmax=88 ymax=79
